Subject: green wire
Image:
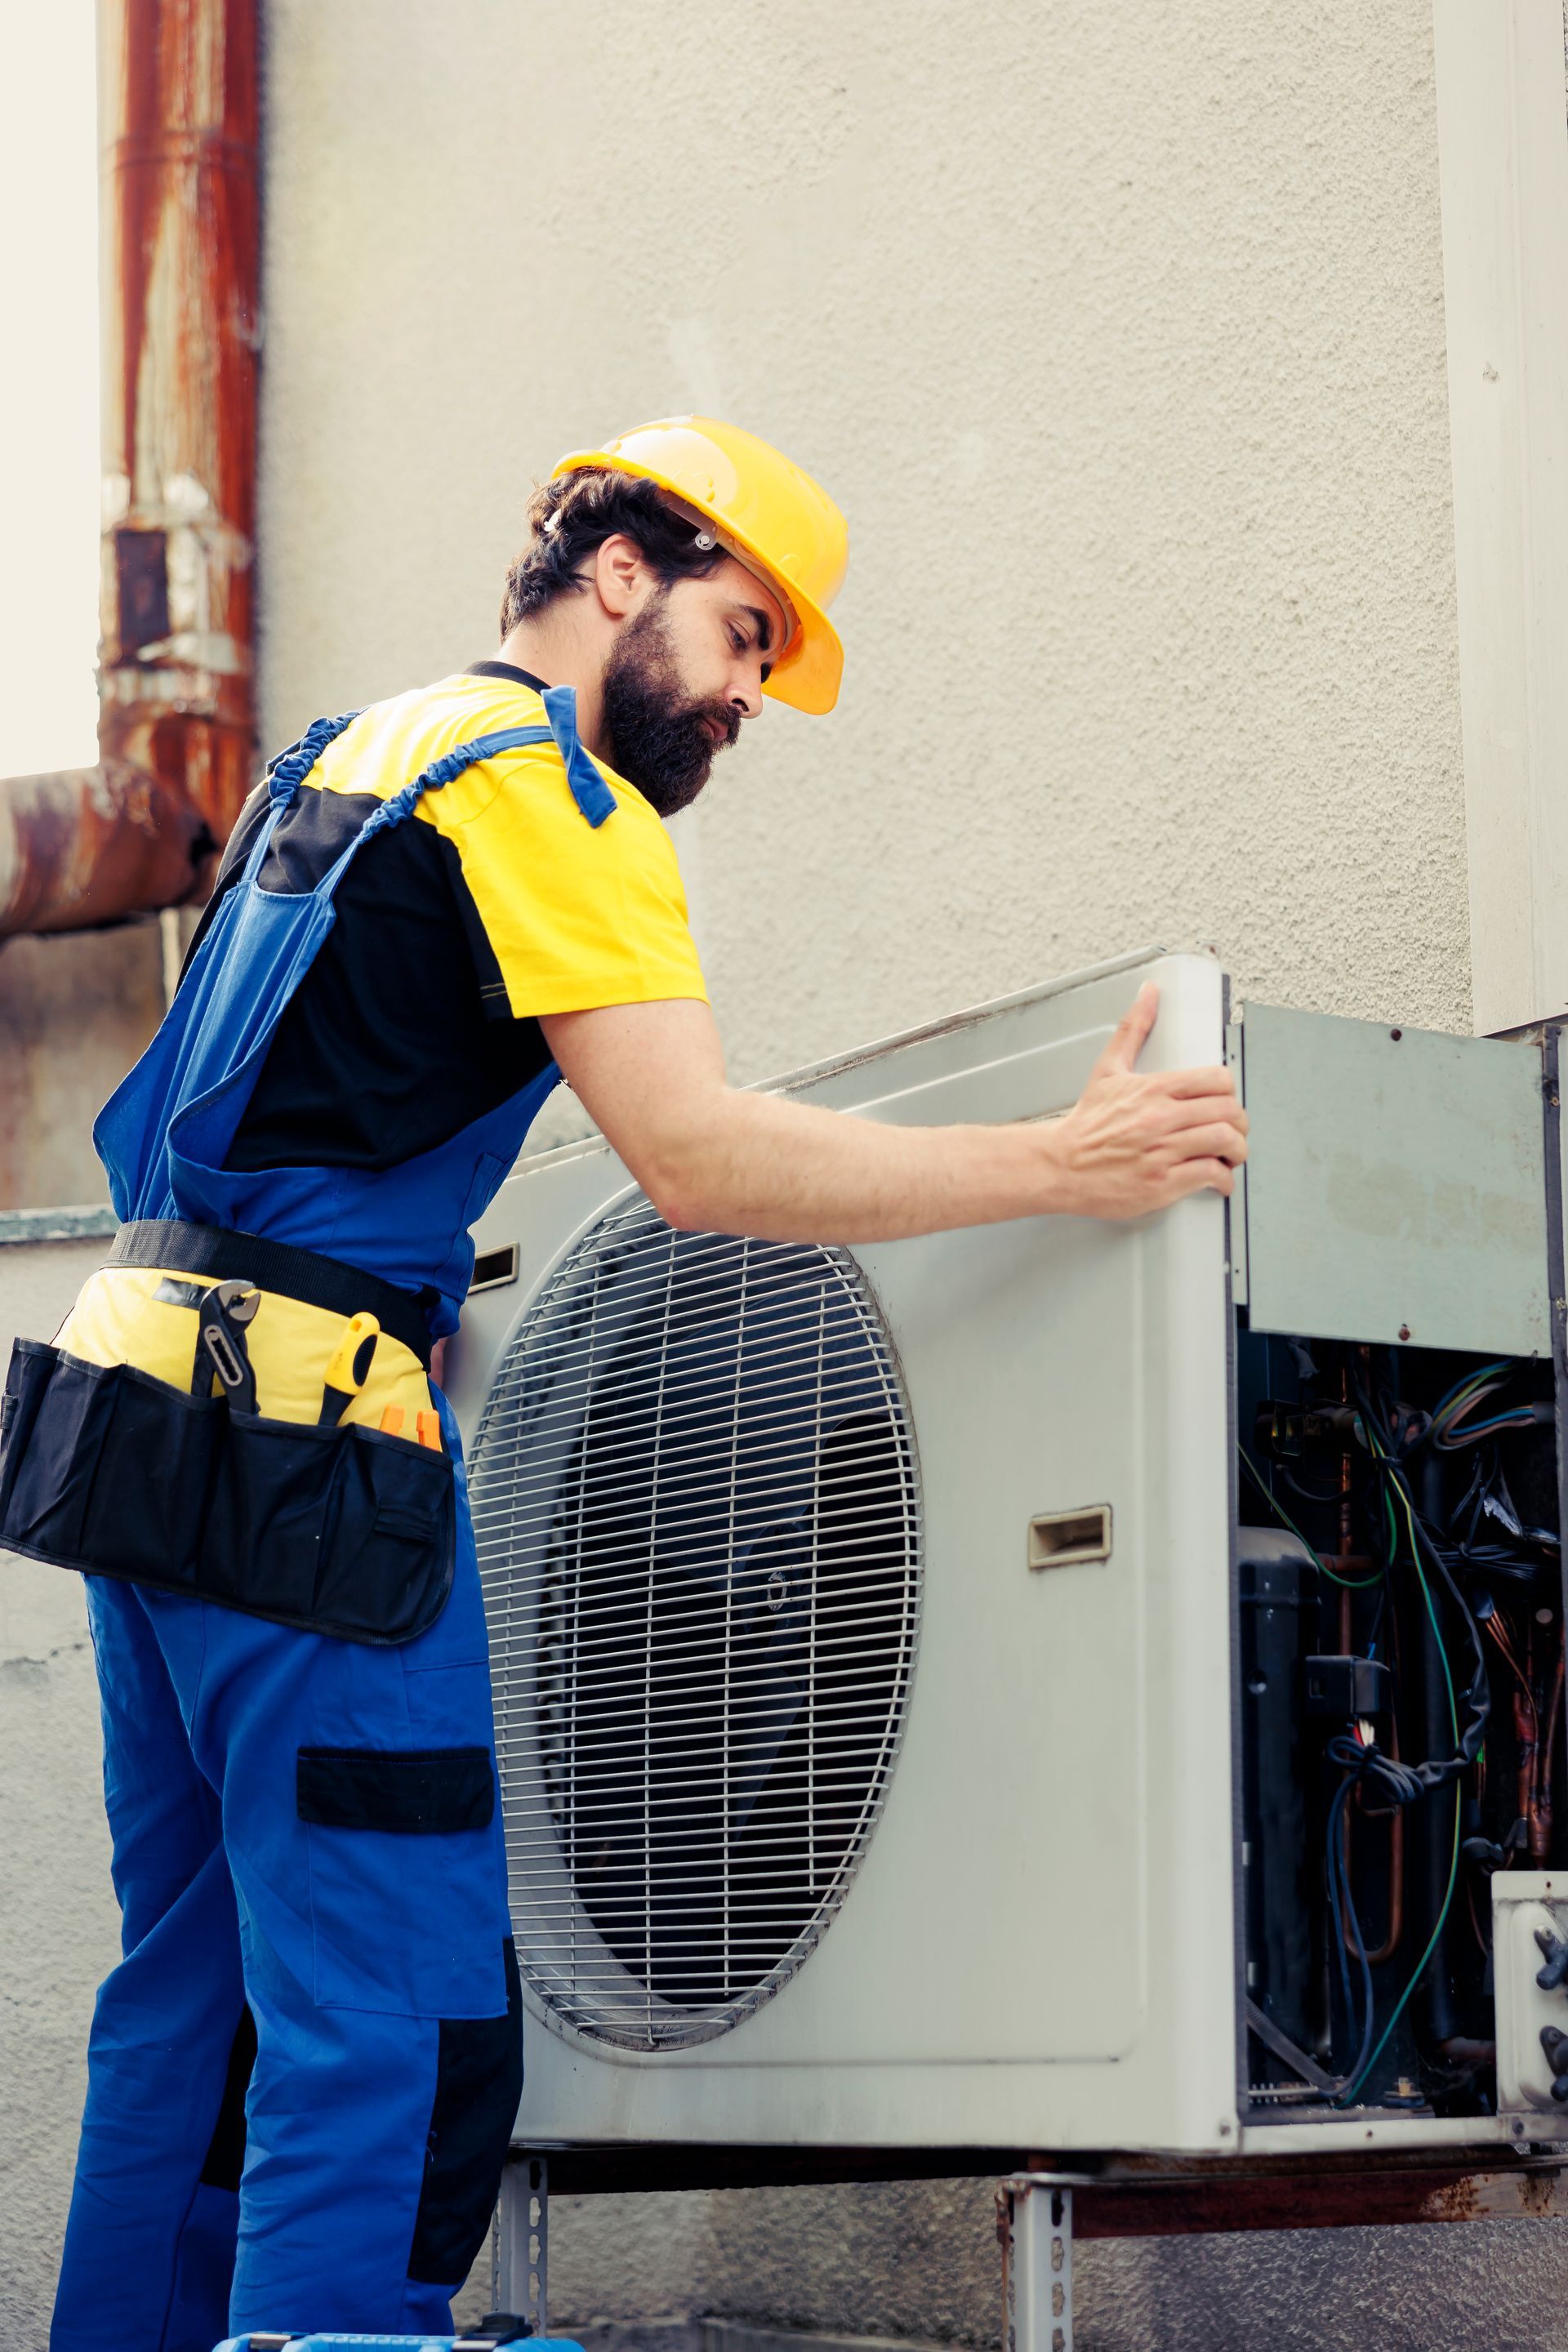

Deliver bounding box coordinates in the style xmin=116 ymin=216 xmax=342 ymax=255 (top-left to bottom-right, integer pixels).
xmin=1237 ymin=1446 xmax=1381 ymax=1588
xmin=1336 ymin=1464 xmax=1462 ymax=2104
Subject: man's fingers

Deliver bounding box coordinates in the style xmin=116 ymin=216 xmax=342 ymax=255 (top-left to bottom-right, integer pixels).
xmin=1167 ymin=1120 xmax=1249 ymax=1167
xmin=1160 ymin=1062 xmax=1238 ymax=1101
xmin=1162 ymin=1094 xmax=1250 ymax=1138
xmin=1095 ymin=982 xmax=1159 ymax=1076
xmin=1167 ymin=1156 xmax=1236 ymax=1199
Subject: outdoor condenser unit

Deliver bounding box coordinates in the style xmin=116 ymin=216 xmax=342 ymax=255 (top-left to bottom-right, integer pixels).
xmin=446 ymin=947 xmax=1568 ymax=2172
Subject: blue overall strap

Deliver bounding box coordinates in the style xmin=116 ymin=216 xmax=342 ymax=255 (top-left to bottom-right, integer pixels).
xmin=355 ymin=724 xmax=556 ymax=842
xmin=356 ymin=696 xmax=619 ymax=843
xmin=542 ymin=684 xmax=618 ymax=826
xmin=266 ymin=710 xmax=363 ymax=806
xmin=225 ymin=710 xmax=366 ymax=893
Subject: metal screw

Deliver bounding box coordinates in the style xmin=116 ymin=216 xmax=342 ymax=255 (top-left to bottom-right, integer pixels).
xmin=1390 ymin=1028 xmax=1403 ymax=1041
xmin=1397 ymin=1324 xmax=1411 ymax=1342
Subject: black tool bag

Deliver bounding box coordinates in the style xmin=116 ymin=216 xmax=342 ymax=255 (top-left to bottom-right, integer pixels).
xmin=0 ymin=1339 xmax=456 ymax=1646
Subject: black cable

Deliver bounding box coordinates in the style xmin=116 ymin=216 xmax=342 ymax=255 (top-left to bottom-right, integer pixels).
xmin=1325 ymin=1747 xmax=1379 ymax=2086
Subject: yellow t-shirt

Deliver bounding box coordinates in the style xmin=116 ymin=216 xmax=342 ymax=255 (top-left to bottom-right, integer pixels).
xmin=314 ymin=665 xmax=706 ymax=1016
xmin=200 ymin=662 xmax=706 ymax=1172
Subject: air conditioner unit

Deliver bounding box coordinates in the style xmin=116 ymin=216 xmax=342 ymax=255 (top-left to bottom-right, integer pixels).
xmin=446 ymin=947 xmax=1567 ymax=2172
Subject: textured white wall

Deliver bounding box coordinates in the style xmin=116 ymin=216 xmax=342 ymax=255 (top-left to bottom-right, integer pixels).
xmin=258 ymin=0 xmax=1468 ymax=1078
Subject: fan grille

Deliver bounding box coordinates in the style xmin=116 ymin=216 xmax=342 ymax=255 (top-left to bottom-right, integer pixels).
xmin=471 ymin=1199 xmax=921 ymax=2050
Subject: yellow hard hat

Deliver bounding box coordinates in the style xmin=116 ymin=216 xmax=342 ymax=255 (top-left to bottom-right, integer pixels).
xmin=551 ymin=416 xmax=847 ymax=714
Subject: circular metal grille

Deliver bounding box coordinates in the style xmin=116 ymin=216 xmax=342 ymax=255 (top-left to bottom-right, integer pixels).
xmin=470 ymin=1198 xmax=922 ymax=2050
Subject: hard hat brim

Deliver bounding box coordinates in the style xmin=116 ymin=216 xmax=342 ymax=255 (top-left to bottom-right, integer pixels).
xmin=554 ymin=446 xmax=844 ymax=715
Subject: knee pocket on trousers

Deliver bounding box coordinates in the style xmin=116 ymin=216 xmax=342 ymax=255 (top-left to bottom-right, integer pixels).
xmin=299 ymin=1743 xmax=507 ymax=2017
xmin=408 ymin=1936 xmax=523 ymax=2286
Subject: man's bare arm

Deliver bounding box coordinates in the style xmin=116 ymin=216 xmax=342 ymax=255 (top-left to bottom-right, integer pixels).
xmin=539 ymin=984 xmax=1247 ymax=1245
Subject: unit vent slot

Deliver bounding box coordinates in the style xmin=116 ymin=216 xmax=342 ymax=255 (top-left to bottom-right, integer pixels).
xmin=1028 ymin=1505 xmax=1112 ymax=1570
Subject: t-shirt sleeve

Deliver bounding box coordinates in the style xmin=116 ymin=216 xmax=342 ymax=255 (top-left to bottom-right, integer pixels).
xmin=441 ymin=742 xmax=708 ymax=1018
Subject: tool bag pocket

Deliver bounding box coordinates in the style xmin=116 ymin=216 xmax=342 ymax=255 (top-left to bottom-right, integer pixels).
xmin=0 ymin=1339 xmax=455 ymax=1646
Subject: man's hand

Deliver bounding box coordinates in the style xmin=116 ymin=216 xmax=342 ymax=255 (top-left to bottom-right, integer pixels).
xmin=1044 ymin=981 xmax=1247 ymax=1219
xmin=540 ymin=983 xmax=1246 ymax=1247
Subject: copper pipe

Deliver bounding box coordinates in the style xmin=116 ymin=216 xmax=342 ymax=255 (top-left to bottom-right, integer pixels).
xmin=0 ymin=0 xmax=257 ymax=937
xmin=1435 ymin=2036 xmax=1496 ymax=2066
xmin=1530 ymin=1641 xmax=1564 ymax=1862
xmin=1515 ymin=1683 xmax=1538 ymax=1848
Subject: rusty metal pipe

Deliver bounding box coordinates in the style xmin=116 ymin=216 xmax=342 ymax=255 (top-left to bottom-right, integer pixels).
xmin=0 ymin=763 xmax=211 ymax=934
xmin=0 ymin=0 xmax=257 ymax=939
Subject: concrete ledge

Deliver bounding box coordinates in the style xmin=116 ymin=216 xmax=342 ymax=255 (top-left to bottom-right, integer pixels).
xmin=0 ymin=1204 xmax=117 ymax=1246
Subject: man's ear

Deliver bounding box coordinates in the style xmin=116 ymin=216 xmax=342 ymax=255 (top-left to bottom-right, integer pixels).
xmin=593 ymin=532 xmax=653 ymax=621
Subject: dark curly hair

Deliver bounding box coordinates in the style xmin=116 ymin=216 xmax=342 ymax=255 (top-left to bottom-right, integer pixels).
xmin=499 ymin=469 xmax=728 ymax=635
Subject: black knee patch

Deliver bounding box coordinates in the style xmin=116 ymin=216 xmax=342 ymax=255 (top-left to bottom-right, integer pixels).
xmin=296 ymin=1744 xmax=495 ymax=1833
xmin=199 ymin=2006 xmax=256 ymax=2192
xmin=408 ymin=1936 xmax=523 ymax=2285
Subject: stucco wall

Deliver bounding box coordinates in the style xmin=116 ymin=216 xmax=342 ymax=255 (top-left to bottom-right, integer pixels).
xmin=0 ymin=925 xmax=164 ymax=1209
xmin=258 ymin=0 xmax=1468 ymax=1072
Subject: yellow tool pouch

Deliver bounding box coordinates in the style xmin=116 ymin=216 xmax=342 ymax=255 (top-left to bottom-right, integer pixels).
xmin=0 ymin=1241 xmax=456 ymax=1647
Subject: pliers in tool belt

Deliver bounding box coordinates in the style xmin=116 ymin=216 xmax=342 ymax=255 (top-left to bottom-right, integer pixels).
xmin=194 ymin=1278 xmax=261 ymax=1414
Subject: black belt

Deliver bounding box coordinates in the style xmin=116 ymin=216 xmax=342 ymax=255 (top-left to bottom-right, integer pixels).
xmin=108 ymin=1219 xmax=434 ymax=1367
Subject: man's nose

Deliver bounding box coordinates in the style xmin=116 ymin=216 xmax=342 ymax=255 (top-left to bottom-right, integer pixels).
xmin=729 ymin=678 xmax=763 ymax=722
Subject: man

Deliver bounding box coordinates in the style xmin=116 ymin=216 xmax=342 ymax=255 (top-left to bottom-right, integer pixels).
xmin=22 ymin=417 xmax=1245 ymax=2345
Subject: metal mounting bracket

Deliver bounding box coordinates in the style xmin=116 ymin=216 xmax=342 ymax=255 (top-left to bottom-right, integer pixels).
xmin=999 ymin=2175 xmax=1073 ymax=2352
xmin=493 ymin=2152 xmax=550 ymax=2337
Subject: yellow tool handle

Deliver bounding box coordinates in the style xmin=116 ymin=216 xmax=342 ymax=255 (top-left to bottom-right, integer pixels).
xmin=322 ymin=1312 xmax=381 ymax=1418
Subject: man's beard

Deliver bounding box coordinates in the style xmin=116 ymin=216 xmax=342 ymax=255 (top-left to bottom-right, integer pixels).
xmin=599 ymin=598 xmax=740 ymax=817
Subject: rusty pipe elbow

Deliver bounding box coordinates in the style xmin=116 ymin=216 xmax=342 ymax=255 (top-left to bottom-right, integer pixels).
xmin=0 ymin=763 xmax=212 ymax=938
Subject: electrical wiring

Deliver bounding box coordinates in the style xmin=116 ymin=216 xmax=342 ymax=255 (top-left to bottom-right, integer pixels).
xmin=1331 ymin=1384 xmax=1487 ymax=2105
xmin=1454 ymin=1410 xmax=1544 ymax=1444
xmin=1339 ymin=1797 xmax=1460 ymax=2105
xmin=1238 ymin=1447 xmax=1381 ymax=1588
xmin=1282 ymin=1465 xmax=1358 ymax=1508
xmin=1432 ymin=1360 xmax=1552 ymax=1452
xmin=1356 ymin=1396 xmax=1489 ymax=1766
xmin=1351 ymin=1425 xmax=1485 ymax=1796
xmin=1245 ymin=1349 xmax=1553 ymax=2104
xmin=1325 ymin=1744 xmax=1378 ymax=2088
xmin=1245 ymin=1373 xmax=1470 ymax=2098
xmin=1430 ymin=1362 xmax=1512 ymax=1449
xmin=1334 ymin=1472 xmax=1463 ymax=2103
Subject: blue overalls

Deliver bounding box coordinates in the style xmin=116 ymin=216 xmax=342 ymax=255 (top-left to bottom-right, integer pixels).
xmin=48 ymin=693 xmax=611 ymax=2349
